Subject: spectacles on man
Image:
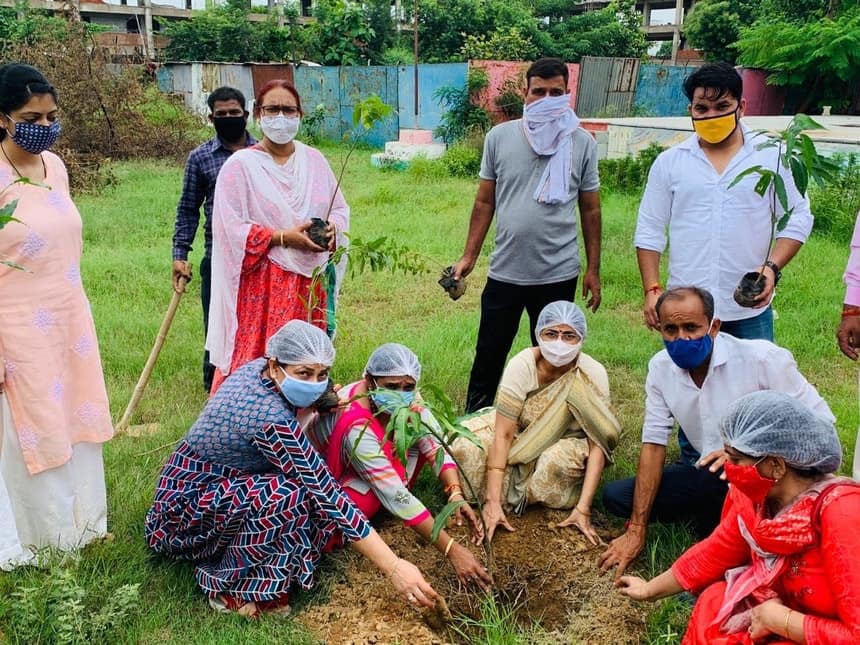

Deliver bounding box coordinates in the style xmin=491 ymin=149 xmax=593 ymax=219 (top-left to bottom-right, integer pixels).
xmin=259 ymin=105 xmax=300 ymax=117
xmin=539 ymin=329 xmax=580 ymax=343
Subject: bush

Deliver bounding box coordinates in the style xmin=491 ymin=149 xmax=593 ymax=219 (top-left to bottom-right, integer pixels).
xmin=442 ymin=143 xmax=482 ymax=178
xmin=810 ymin=153 xmax=860 ymax=240
xmin=297 ymin=103 xmax=328 ymax=145
xmin=598 ymin=144 xmax=665 ymax=194
xmin=433 ymin=68 xmax=492 ymax=144
xmin=494 ymin=77 xmax=524 ymax=120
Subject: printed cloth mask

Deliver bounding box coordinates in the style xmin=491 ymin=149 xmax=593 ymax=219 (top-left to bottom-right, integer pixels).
xmin=724 ymin=457 xmax=777 ymax=505
xmin=6 ymin=118 xmax=61 ymax=154
xmin=370 ymin=383 xmax=416 ymax=414
xmin=692 ymin=108 xmax=739 ymax=144
xmin=278 ymin=367 xmax=328 ymax=408
xmin=213 ymin=115 xmax=247 ymax=142
xmin=537 ymin=337 xmax=582 ymax=367
xmin=260 ymin=115 xmax=300 ymax=145
xmin=663 ymin=323 xmax=714 ymax=370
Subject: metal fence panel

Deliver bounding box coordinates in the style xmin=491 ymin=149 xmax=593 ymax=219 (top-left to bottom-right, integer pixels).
xmin=575 ymin=56 xmax=640 ymax=118
xmin=218 ymin=64 xmax=255 ymax=111
xmin=294 ymin=66 xmax=342 ymax=141
xmin=634 ymin=63 xmax=698 ymax=117
xmin=250 ymin=63 xmax=295 ymax=102
xmin=397 ymin=63 xmax=467 ymax=133
xmin=339 ymin=66 xmax=399 ymax=147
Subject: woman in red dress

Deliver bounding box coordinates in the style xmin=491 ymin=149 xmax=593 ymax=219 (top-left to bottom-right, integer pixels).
xmin=207 ymin=79 xmax=347 ymax=394
xmin=617 ymin=390 xmax=860 ymax=644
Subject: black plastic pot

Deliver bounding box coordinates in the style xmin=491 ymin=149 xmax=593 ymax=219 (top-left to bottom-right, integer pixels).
xmin=733 ymin=271 xmax=766 ymax=307
xmin=307 ymin=217 xmax=331 ymax=248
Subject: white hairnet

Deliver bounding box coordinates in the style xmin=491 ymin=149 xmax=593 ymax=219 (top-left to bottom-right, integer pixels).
xmin=364 ymin=343 xmax=421 ymax=381
xmin=719 ymin=391 xmax=842 ymax=473
xmin=265 ymin=320 xmax=335 ymax=366
xmin=536 ymin=300 xmax=587 ymax=340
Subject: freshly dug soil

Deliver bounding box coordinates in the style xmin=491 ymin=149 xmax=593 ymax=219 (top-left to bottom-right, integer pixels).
xmin=300 ymin=507 xmax=647 ymax=644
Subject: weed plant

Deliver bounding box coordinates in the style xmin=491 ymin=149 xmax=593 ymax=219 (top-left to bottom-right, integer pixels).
xmin=598 ymin=144 xmax=665 ymax=195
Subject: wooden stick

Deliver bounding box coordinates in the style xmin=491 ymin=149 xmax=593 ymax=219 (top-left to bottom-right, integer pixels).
xmin=115 ymin=281 xmax=186 ymax=434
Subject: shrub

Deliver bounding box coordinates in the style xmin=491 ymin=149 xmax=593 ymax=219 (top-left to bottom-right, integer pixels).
xmin=433 ymin=68 xmax=492 ymax=144
xmin=494 ymin=77 xmax=524 ymax=120
xmin=442 ymin=142 xmax=482 ymax=178
xmin=810 ymin=153 xmax=860 ymax=240
xmin=298 ymin=103 xmax=328 ymax=145
xmin=598 ymin=144 xmax=665 ymax=194
xmin=407 ymin=155 xmax=449 ymax=181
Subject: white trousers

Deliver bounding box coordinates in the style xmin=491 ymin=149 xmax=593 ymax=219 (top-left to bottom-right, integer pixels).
xmin=0 ymin=394 xmax=108 ymax=569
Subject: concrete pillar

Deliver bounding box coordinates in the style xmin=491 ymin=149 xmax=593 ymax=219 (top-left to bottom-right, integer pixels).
xmin=671 ymin=0 xmax=683 ymax=64
xmin=275 ymin=0 xmax=284 ymax=27
xmin=143 ymin=0 xmax=155 ymax=61
xmin=641 ymin=0 xmax=651 ymax=27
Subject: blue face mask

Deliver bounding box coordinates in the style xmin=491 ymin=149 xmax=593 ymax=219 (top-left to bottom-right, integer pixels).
xmin=370 ymin=388 xmax=416 ymax=414
xmin=663 ymin=326 xmax=714 ymax=370
xmin=278 ymin=368 xmax=328 ymax=408
xmin=7 ymin=118 xmax=61 ymax=155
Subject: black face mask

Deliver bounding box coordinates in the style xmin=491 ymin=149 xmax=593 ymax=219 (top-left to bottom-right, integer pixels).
xmin=212 ymin=116 xmax=247 ymax=142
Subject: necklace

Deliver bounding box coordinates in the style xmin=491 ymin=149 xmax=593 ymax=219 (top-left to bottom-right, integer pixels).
xmin=0 ymin=140 xmax=46 ymax=180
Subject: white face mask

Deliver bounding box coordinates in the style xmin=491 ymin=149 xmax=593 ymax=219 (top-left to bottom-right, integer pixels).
xmin=260 ymin=115 xmax=300 ymax=144
xmin=537 ymin=338 xmax=582 ymax=367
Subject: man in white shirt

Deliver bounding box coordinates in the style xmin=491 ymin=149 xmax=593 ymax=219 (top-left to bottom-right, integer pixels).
xmin=598 ymin=286 xmax=834 ymax=580
xmin=634 ymin=62 xmax=813 ymax=342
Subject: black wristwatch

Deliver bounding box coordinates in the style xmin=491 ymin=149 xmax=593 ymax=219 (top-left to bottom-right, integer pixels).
xmin=765 ymin=260 xmax=782 ymax=285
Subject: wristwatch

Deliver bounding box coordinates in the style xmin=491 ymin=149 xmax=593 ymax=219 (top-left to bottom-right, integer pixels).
xmin=764 ymin=260 xmax=782 ymax=285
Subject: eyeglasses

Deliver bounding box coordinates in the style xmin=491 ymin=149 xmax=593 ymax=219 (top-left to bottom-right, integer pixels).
xmin=539 ymin=329 xmax=580 ymax=343
xmin=259 ymin=105 xmax=300 ymax=117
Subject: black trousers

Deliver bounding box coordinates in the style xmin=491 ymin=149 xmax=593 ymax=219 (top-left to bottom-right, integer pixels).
xmin=464 ymin=275 xmax=578 ymax=413
xmin=200 ymin=255 xmax=215 ymax=393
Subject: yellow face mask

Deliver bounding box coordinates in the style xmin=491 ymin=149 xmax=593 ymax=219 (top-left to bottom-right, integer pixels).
xmin=692 ymin=109 xmax=739 ymax=144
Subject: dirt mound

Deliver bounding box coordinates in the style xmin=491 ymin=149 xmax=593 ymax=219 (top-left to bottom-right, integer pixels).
xmin=300 ymin=507 xmax=647 ymax=644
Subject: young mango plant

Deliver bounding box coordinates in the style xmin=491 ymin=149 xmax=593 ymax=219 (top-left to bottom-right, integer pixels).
xmin=729 ymin=114 xmax=840 ymax=306
xmin=378 ymin=384 xmax=496 ymax=576
xmin=0 ymin=177 xmax=40 ymax=270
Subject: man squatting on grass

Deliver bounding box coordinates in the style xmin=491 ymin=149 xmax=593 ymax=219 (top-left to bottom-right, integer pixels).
xmin=171 ymin=86 xmax=256 ymax=392
xmin=451 ymin=57 xmax=602 ymax=413
xmin=598 ymin=287 xmax=834 ymax=579
xmin=634 ymin=62 xmax=813 ymax=343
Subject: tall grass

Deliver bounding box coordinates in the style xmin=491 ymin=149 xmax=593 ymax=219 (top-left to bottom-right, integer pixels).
xmin=0 ymin=145 xmax=856 ymax=643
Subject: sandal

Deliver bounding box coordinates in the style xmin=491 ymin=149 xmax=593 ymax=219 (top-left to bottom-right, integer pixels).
xmin=208 ymin=594 xmax=259 ymax=618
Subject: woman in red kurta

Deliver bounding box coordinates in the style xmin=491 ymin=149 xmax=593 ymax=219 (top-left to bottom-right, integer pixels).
xmin=207 ymin=80 xmax=348 ymax=394
xmin=617 ymin=391 xmax=860 ymax=644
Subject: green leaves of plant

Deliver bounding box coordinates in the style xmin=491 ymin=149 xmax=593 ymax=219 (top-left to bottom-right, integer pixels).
xmin=430 ymin=499 xmax=467 ymax=543
xmin=351 ymin=94 xmax=393 ymax=132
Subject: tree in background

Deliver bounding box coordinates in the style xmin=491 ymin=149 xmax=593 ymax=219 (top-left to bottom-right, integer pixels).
xmin=683 ymin=0 xmax=760 ymax=63
xmin=736 ymin=6 xmax=860 ymax=113
xmin=460 ymin=26 xmax=540 ymax=61
xmin=536 ymin=0 xmax=648 ymax=62
xmin=305 ymin=0 xmax=374 ymax=65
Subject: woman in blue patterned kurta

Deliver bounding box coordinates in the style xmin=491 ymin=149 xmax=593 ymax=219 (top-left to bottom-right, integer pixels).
xmin=145 ymin=320 xmax=438 ymax=617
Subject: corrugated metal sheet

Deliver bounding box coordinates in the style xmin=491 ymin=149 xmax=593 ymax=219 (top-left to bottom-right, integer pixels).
xmin=339 ymin=66 xmax=398 ymax=147
xmin=294 ymin=66 xmax=341 ymax=141
xmin=634 ymin=63 xmax=698 ymax=117
xmin=397 ymin=63 xmax=467 ymax=132
xmin=156 ymin=65 xmax=174 ymax=93
xmin=218 ymin=64 xmax=255 ymax=111
xmin=575 ymin=57 xmax=640 ymax=118
xmin=250 ymin=63 xmax=295 ymax=102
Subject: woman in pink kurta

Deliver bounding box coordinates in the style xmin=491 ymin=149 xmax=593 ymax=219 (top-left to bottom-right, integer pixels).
xmin=0 ymin=64 xmax=113 ymax=568
xmin=207 ymin=80 xmax=349 ymax=394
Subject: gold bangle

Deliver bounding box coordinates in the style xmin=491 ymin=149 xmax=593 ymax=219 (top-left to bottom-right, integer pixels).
xmin=448 ymin=491 xmax=464 ymax=503
xmin=783 ymin=608 xmax=792 ymax=637
xmin=444 ymin=537 xmax=455 ymax=557
xmin=278 ymin=230 xmax=285 ymax=247
xmin=486 ymin=465 xmax=506 ymax=473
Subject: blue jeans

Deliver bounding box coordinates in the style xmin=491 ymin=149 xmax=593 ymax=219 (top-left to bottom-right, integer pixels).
xmin=719 ymin=307 xmax=773 ymax=342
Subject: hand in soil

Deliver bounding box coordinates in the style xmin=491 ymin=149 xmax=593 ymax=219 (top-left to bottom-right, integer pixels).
xmin=837 ymin=312 xmax=860 ymax=360
xmin=697 ymin=448 xmax=728 ymax=480
xmin=556 ymin=508 xmax=604 ymax=546
xmin=581 ymin=269 xmax=602 ymax=312
xmin=599 ymin=528 xmax=645 ymax=581
xmin=615 ymin=576 xmax=651 ymax=601
xmin=642 ymin=290 xmax=661 ymax=330
xmin=481 ymin=500 xmax=516 ymax=542
xmin=389 ymin=557 xmax=439 ymax=608
xmin=448 ymin=542 xmax=493 ymax=591
xmin=452 ymin=503 xmax=484 ymax=544
xmin=283 ymin=222 xmax=326 ymax=253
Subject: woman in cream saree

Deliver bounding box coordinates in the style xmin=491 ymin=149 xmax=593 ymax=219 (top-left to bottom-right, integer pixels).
xmin=451 ymin=301 xmax=619 ymax=545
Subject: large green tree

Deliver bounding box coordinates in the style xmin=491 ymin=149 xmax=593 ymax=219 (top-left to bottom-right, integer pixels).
xmin=683 ymin=0 xmax=760 ymax=63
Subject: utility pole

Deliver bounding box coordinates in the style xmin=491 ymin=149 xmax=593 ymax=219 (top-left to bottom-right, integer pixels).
xmin=143 ymin=0 xmax=155 ymax=62
xmin=413 ymin=0 xmax=418 ymax=129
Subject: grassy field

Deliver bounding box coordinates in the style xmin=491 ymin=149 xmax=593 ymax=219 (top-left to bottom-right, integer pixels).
xmin=0 ymin=144 xmax=856 ymax=644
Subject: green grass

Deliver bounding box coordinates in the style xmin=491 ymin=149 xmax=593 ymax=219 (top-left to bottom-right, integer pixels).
xmin=0 ymin=145 xmax=856 ymax=643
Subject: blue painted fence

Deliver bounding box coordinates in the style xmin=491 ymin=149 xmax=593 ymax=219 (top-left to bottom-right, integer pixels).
xmin=633 ymin=63 xmax=700 ymax=117
xmin=397 ymin=63 xmax=468 ymax=133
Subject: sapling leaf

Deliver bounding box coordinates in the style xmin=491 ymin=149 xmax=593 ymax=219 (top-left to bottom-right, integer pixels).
xmin=430 ymin=500 xmax=467 ymax=543
xmin=792 ymin=114 xmax=825 ymax=132
xmin=788 ymin=156 xmax=808 ymax=197
xmin=729 ymin=165 xmax=764 ymax=189
xmin=434 ymin=446 xmax=445 ymax=471
xmin=776 ymin=208 xmax=794 ymax=232
xmin=772 ymin=173 xmax=789 ymax=213
xmin=754 ymin=172 xmax=771 ymax=197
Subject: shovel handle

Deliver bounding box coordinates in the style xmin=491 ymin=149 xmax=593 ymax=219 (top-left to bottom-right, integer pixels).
xmin=116 ymin=280 xmax=186 ymax=433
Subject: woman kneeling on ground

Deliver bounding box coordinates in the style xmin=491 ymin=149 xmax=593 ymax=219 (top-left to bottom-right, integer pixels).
xmin=309 ymin=343 xmax=492 ymax=590
xmin=145 ymin=321 xmax=438 ymax=617
xmin=451 ymin=300 xmax=620 ymax=545
xmin=618 ymin=391 xmax=860 ymax=644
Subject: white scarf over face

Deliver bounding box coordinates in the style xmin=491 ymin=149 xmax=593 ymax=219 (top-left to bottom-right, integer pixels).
xmin=206 ymin=142 xmax=349 ymax=373
xmin=521 ymin=94 xmax=580 ymax=205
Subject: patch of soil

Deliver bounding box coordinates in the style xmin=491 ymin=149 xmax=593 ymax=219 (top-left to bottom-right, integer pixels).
xmin=299 ymin=507 xmax=647 ymax=644
xmin=733 ymin=271 xmax=765 ymax=307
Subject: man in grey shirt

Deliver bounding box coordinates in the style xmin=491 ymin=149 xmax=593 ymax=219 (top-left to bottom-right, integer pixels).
xmin=452 ymin=57 xmax=603 ymax=412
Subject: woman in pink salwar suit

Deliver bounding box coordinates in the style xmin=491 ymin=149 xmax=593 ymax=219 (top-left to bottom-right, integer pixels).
xmin=0 ymin=64 xmax=113 ymax=569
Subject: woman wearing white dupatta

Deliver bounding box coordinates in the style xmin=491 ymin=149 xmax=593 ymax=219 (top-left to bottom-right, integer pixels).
xmin=207 ymin=80 xmax=349 ymax=394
